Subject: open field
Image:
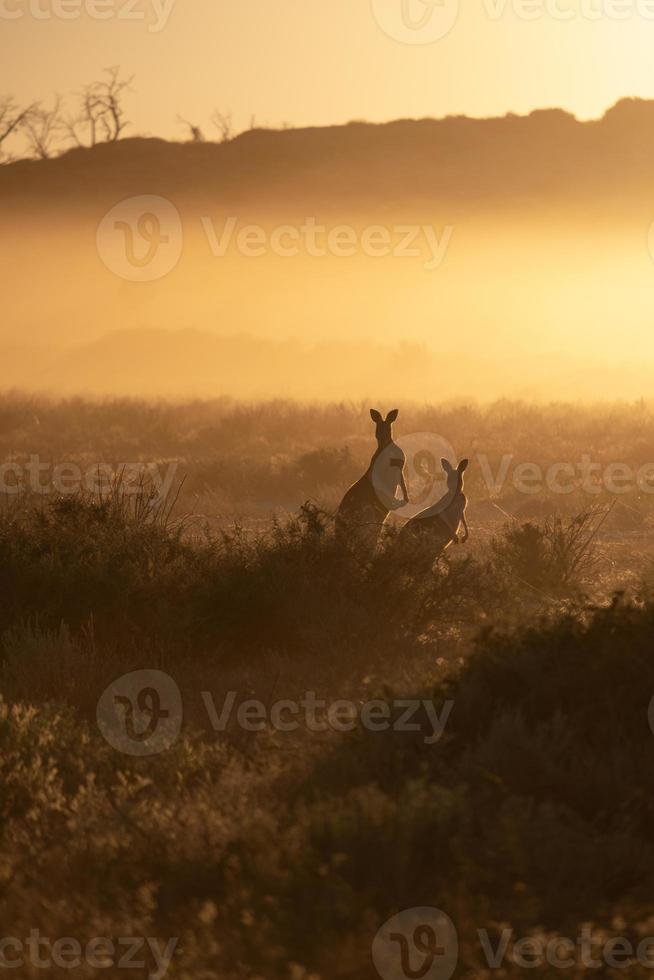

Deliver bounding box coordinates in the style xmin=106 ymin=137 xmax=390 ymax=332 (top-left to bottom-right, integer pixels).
xmin=7 ymin=0 xmax=654 ymax=974
xmin=2 ymin=393 xmax=654 ymax=978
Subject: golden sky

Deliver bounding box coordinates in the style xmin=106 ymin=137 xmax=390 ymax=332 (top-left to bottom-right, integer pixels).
xmin=4 ymin=0 xmax=654 ymax=136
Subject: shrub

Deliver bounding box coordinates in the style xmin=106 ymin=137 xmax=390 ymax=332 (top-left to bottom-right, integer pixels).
xmin=490 ymin=508 xmax=605 ymax=597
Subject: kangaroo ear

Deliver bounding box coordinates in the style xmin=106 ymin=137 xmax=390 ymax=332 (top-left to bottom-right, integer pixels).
xmin=458 ymin=459 xmax=469 ymax=473
xmin=441 ymin=458 xmax=454 ymax=474
xmin=370 ymin=409 xmax=383 ymax=423
xmin=385 ymin=409 xmax=399 ymax=423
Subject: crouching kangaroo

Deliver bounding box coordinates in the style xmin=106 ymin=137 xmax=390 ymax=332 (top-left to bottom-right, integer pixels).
xmin=402 ymin=458 xmax=469 ymax=554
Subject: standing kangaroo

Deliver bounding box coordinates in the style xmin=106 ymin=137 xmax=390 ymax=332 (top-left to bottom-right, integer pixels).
xmin=402 ymin=458 xmax=469 ymax=554
xmin=336 ymin=408 xmax=409 ymax=551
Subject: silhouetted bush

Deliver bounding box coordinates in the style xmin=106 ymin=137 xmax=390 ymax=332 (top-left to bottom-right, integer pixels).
xmin=1 ymin=395 xmax=653 ymax=978
xmin=3 ymin=597 xmax=654 ymax=977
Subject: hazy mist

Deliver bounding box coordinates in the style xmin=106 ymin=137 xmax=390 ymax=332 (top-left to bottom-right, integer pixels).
xmin=4 ymin=103 xmax=654 ymax=400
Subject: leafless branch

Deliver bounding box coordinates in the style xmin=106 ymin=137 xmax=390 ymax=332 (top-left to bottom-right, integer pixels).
xmin=64 ymin=67 xmax=133 ymax=148
xmin=0 ymin=95 xmax=38 ymax=162
xmin=211 ymin=109 xmax=233 ymax=142
xmin=22 ymin=96 xmax=63 ymax=159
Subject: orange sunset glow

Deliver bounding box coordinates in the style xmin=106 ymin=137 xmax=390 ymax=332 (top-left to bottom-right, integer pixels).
xmin=3 ymin=3 xmax=654 ymax=978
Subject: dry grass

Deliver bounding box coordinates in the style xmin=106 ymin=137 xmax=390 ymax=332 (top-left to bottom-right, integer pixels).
xmin=1 ymin=394 xmax=654 ymax=978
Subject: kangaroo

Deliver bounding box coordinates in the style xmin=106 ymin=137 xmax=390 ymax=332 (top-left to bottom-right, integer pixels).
xmin=402 ymin=458 xmax=469 ymax=554
xmin=336 ymin=408 xmax=409 ymax=551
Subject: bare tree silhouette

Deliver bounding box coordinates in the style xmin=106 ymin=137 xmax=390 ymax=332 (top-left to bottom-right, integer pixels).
xmin=65 ymin=67 xmax=133 ymax=147
xmin=1 ymin=77 xmax=259 ymax=162
xmin=0 ymin=95 xmax=37 ymax=162
xmin=22 ymin=97 xmax=63 ymax=159
xmin=211 ymin=109 xmax=233 ymax=142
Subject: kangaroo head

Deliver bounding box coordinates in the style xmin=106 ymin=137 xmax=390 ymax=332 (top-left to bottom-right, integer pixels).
xmin=441 ymin=457 xmax=469 ymax=494
xmin=370 ymin=408 xmax=399 ymax=448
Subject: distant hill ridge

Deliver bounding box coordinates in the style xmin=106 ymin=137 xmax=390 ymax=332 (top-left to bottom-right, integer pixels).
xmin=3 ymin=327 xmax=654 ymax=402
xmin=2 ymin=98 xmax=653 ymax=213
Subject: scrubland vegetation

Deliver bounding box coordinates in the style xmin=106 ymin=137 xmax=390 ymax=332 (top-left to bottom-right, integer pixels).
xmin=2 ymin=394 xmax=654 ymax=977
